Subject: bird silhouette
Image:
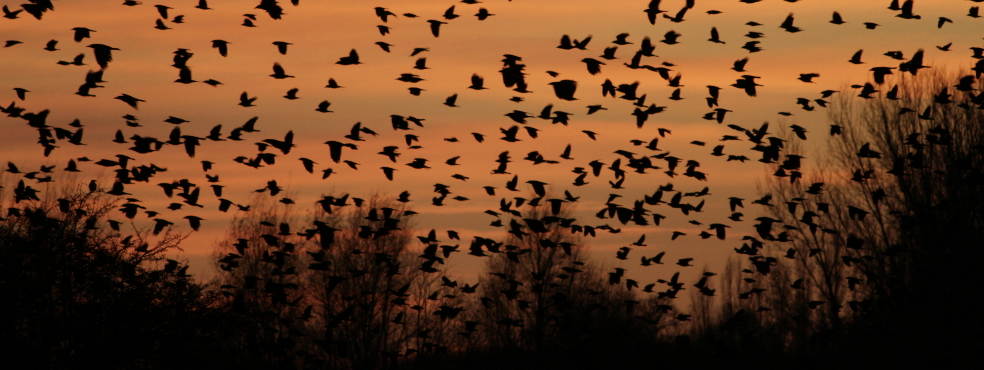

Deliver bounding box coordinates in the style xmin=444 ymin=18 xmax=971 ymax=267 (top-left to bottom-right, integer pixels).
xmin=897 ymin=0 xmax=921 ymax=19
xmin=336 ymin=49 xmax=360 ymax=65
xmin=428 ymin=20 xmax=447 ymax=37
xmin=154 ymin=19 xmax=171 ymax=30
xmin=549 ymin=80 xmax=578 ymax=101
xmin=780 ymin=13 xmax=802 ymax=32
xmin=239 ymin=92 xmax=257 ymax=107
xmin=444 ymin=94 xmax=459 ymax=107
xmin=270 ymin=63 xmax=293 ymax=79
xmin=708 ymin=27 xmax=725 ymax=44
xmin=582 ymin=58 xmax=605 ymax=75
xmin=72 ymin=27 xmax=95 ymax=42
xmin=476 ymin=8 xmax=494 ymax=20
xmin=468 ymin=74 xmax=486 ymax=90
xmin=87 ymin=44 xmax=119 ymax=69
xmin=273 ymin=41 xmax=292 ymax=54
xmin=211 ymin=40 xmax=230 ymax=57
xmin=2 ymin=5 xmax=23 ymax=19
xmin=114 ymin=94 xmax=144 ymax=109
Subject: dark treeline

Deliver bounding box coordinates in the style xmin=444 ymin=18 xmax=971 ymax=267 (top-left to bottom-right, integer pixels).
xmin=2 ymin=70 xmax=981 ymax=369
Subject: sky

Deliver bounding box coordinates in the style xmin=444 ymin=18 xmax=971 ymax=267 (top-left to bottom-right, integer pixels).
xmin=1 ymin=0 xmax=981 ymax=286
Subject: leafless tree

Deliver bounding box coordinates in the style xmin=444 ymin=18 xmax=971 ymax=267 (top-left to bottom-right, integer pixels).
xmin=472 ymin=194 xmax=673 ymax=355
xmin=720 ymin=67 xmax=984 ymax=357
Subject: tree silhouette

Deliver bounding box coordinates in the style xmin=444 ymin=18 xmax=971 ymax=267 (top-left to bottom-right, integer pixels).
xmin=0 ymin=181 xmax=239 ymax=369
xmin=716 ymin=68 xmax=984 ymax=364
xmin=467 ymin=194 xmax=674 ymax=364
xmin=215 ymin=193 xmax=446 ymax=369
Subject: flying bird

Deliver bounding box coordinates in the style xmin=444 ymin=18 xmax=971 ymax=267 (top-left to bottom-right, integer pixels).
xmin=273 ymin=41 xmax=292 ymax=54
xmin=87 ymin=44 xmax=120 ymax=69
xmin=72 ymin=27 xmax=95 ymax=42
xmin=270 ymin=63 xmax=294 ymax=79
xmin=239 ymin=92 xmax=257 ymax=107
xmin=114 ymin=94 xmax=144 ymax=109
xmin=212 ymin=40 xmax=230 ymax=57
xmin=428 ymin=20 xmax=447 ymax=37
xmin=549 ymin=80 xmax=578 ymax=101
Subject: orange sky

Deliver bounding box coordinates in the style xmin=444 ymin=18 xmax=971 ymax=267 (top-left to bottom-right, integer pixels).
xmin=1 ymin=0 xmax=981 ymax=290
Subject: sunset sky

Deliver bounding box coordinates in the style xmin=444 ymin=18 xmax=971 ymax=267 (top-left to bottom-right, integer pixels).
xmin=1 ymin=0 xmax=981 ymax=285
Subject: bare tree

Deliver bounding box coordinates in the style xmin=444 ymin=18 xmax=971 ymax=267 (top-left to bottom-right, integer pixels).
xmin=724 ymin=67 xmax=984 ymax=358
xmin=472 ymin=194 xmax=670 ymax=355
xmin=215 ymin=192 xmax=451 ymax=369
xmin=0 ymin=180 xmax=236 ymax=369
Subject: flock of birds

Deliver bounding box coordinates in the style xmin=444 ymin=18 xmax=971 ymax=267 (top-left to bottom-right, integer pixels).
xmin=3 ymin=0 xmax=984 ymax=325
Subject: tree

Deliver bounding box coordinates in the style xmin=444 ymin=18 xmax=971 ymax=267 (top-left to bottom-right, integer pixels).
xmin=215 ymin=192 xmax=440 ymax=369
xmin=471 ymin=193 xmax=672 ymax=359
xmin=0 ymin=181 xmax=237 ymax=369
xmin=214 ymin=192 xmax=311 ymax=368
xmin=726 ymin=68 xmax=984 ymax=363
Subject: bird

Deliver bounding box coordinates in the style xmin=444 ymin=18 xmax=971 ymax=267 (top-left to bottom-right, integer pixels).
xmin=549 ymin=80 xmax=578 ymax=101
xmin=270 ymin=63 xmax=294 ymax=79
xmin=780 ymin=13 xmax=801 ymax=33
xmin=114 ymin=94 xmax=144 ymax=109
xmin=664 ymin=5 xmax=688 ymax=23
xmin=175 ymin=67 xmax=196 ymax=84
xmin=211 ymin=40 xmax=230 ymax=57
xmin=587 ymin=105 xmax=607 ymax=114
xmin=154 ymin=19 xmax=171 ymax=30
xmin=239 ymin=92 xmax=257 ymax=107
xmin=468 ymin=74 xmax=487 ymax=90
xmin=444 ymin=94 xmax=458 ymax=107
xmin=155 ymin=4 xmax=172 ymax=19
xmin=2 ymin=5 xmax=23 ymax=19
xmin=442 ymin=5 xmax=459 ymax=20
xmin=283 ymin=88 xmax=299 ymax=100
xmin=72 ymin=27 xmax=95 ymax=42
xmin=582 ymin=58 xmax=605 ymax=75
xmin=798 ymin=73 xmax=820 ymax=83
xmin=336 ymin=49 xmax=360 ymax=65
xmin=375 ymin=7 xmax=396 ymax=22
xmin=661 ymin=30 xmax=681 ymax=45
xmin=428 ymin=20 xmax=447 ymax=37
xmin=897 ymin=0 xmax=921 ymax=20
xmin=476 ymin=8 xmax=494 ymax=20
xmin=938 ymin=17 xmax=952 ymax=28
xmin=708 ymin=27 xmax=725 ymax=44
xmin=273 ymin=41 xmax=292 ymax=54
xmin=184 ymin=215 xmax=204 ymax=231
xmin=87 ymin=44 xmax=120 ymax=69
xmin=849 ymin=50 xmax=864 ymax=64
xmin=13 ymin=88 xmax=28 ymax=100
xmin=381 ymin=167 xmax=396 ymax=180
